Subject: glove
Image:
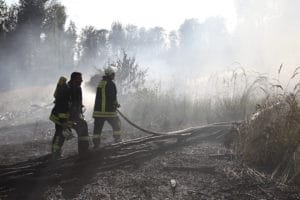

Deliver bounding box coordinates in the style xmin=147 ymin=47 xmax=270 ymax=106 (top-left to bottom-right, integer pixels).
xmin=113 ymin=102 xmax=121 ymax=109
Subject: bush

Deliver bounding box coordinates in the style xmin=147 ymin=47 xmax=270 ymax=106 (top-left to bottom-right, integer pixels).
xmin=229 ymin=67 xmax=300 ymax=183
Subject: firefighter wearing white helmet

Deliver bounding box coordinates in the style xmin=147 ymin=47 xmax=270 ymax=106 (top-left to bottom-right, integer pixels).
xmin=104 ymin=67 xmax=115 ymax=76
xmin=92 ymin=66 xmax=121 ymax=147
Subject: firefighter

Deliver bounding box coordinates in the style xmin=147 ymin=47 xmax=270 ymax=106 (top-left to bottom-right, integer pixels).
xmin=50 ymin=72 xmax=89 ymax=158
xmin=93 ymin=67 xmax=121 ymax=148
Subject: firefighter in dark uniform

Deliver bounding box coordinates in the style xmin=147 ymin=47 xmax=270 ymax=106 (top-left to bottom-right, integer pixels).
xmin=93 ymin=67 xmax=121 ymax=148
xmin=50 ymin=72 xmax=89 ymax=158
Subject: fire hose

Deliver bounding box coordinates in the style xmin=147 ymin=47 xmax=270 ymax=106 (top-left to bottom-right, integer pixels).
xmin=116 ymin=109 xmax=232 ymax=136
xmin=116 ymin=109 xmax=165 ymax=136
xmin=62 ymin=109 xmax=165 ymax=140
xmin=63 ymin=109 xmax=236 ymax=140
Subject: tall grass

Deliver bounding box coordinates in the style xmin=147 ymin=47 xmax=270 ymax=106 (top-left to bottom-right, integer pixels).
xmin=118 ymin=68 xmax=266 ymax=132
xmin=203 ymin=68 xmax=268 ymax=122
xmin=229 ymin=66 xmax=300 ymax=183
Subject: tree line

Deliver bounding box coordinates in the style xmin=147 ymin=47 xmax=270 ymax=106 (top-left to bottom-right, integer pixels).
xmin=0 ymin=0 xmax=232 ymax=90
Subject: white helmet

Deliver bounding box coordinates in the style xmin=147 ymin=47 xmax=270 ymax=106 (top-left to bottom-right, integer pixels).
xmin=104 ymin=66 xmax=115 ymax=76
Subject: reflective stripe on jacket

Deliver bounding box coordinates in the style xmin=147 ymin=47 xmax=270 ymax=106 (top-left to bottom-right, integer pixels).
xmin=50 ymin=82 xmax=71 ymax=125
xmin=93 ymin=77 xmax=118 ymax=118
xmin=49 ymin=113 xmax=70 ymax=125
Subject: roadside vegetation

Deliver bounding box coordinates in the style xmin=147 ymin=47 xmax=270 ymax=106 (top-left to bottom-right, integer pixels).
xmin=226 ymin=66 xmax=300 ymax=184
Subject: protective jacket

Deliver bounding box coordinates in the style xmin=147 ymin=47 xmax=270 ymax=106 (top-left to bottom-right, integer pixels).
xmin=68 ymin=81 xmax=84 ymax=121
xmin=49 ymin=83 xmax=71 ymax=125
xmin=50 ymin=78 xmax=89 ymax=157
xmin=93 ymin=76 xmax=118 ymax=118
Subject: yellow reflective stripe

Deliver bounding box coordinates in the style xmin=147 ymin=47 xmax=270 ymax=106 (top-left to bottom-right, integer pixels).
xmin=93 ymin=111 xmax=117 ymax=117
xmin=52 ymin=137 xmax=61 ymax=152
xmin=113 ymin=131 xmax=122 ymax=136
xmin=98 ymin=80 xmax=106 ymax=87
xmin=52 ymin=144 xmax=61 ymax=152
xmin=100 ymin=81 xmax=107 ymax=112
xmin=93 ymin=111 xmax=116 ymax=115
xmin=58 ymin=113 xmax=69 ymax=118
xmin=93 ymin=135 xmax=101 ymax=139
xmin=49 ymin=114 xmax=69 ymax=126
xmin=78 ymin=136 xmax=90 ymax=141
xmin=49 ymin=114 xmax=59 ymax=123
xmin=50 ymin=113 xmax=69 ymax=122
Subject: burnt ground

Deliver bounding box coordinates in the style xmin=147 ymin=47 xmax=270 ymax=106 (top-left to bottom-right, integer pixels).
xmin=0 ymin=121 xmax=300 ymax=200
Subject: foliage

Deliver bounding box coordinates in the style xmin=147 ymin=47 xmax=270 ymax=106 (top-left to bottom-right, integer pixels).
xmin=202 ymin=68 xmax=268 ymax=123
xmin=114 ymin=51 xmax=147 ymax=96
xmin=0 ymin=0 xmax=232 ymax=91
xmin=77 ymin=26 xmax=108 ymax=69
xmin=109 ymin=22 xmax=126 ymax=56
xmin=228 ymin=66 xmax=300 ymax=183
xmin=0 ymin=0 xmax=17 ymax=35
xmin=43 ymin=2 xmax=66 ymax=31
xmin=87 ymin=51 xmax=147 ymax=97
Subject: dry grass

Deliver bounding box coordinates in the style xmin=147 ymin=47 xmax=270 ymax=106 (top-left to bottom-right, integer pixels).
xmin=4 ymin=66 xmax=300 ymax=185
xmin=228 ymin=66 xmax=300 ymax=184
xmin=0 ymin=86 xmax=53 ymax=127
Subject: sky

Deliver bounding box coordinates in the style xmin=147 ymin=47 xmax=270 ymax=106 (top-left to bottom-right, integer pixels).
xmin=6 ymin=0 xmax=237 ymax=32
xmin=5 ymin=0 xmax=300 ymax=84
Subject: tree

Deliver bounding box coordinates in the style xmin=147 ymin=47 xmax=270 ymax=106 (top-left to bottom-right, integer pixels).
xmin=11 ymin=0 xmax=49 ymax=73
xmin=124 ymin=24 xmax=139 ymax=54
xmin=78 ymin=26 xmax=103 ymax=70
xmin=87 ymin=51 xmax=147 ymax=97
xmin=0 ymin=1 xmax=16 ymax=45
xmin=16 ymin=0 xmax=48 ymax=32
xmin=168 ymin=30 xmax=179 ymax=50
xmin=0 ymin=0 xmax=18 ymax=89
xmin=165 ymin=30 xmax=179 ymax=65
xmin=178 ymin=18 xmax=201 ymax=51
xmin=63 ymin=21 xmax=77 ymax=69
xmin=114 ymin=51 xmax=147 ymax=96
xmin=177 ymin=17 xmax=231 ymax=70
xmin=0 ymin=0 xmax=8 ymax=39
xmin=43 ymin=2 xmax=66 ymax=32
xmin=146 ymin=26 xmax=166 ymax=56
xmin=97 ymin=29 xmax=109 ymax=63
xmin=109 ymin=22 xmax=126 ymax=56
xmin=40 ymin=2 xmax=67 ymax=72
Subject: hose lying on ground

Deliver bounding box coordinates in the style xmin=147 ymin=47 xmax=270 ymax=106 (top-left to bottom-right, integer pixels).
xmin=117 ymin=109 xmax=239 ymax=136
xmin=117 ymin=109 xmax=165 ymax=135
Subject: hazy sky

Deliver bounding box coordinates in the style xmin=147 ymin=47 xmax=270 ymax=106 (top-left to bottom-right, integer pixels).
xmin=6 ymin=0 xmax=237 ymax=31
xmin=6 ymin=0 xmax=300 ymax=80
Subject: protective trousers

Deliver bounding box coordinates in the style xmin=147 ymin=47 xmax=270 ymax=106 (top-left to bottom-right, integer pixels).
xmin=73 ymin=119 xmax=89 ymax=155
xmin=52 ymin=124 xmax=65 ymax=157
xmin=93 ymin=116 xmax=121 ymax=147
xmin=51 ymin=119 xmax=89 ymax=157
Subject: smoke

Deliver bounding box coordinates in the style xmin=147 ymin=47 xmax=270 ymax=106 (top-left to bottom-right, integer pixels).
xmin=1 ymin=0 xmax=300 ymax=127
xmin=3 ymin=0 xmax=300 ymax=89
xmin=138 ymin=0 xmax=300 ymax=93
xmin=233 ymin=0 xmax=300 ymax=78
